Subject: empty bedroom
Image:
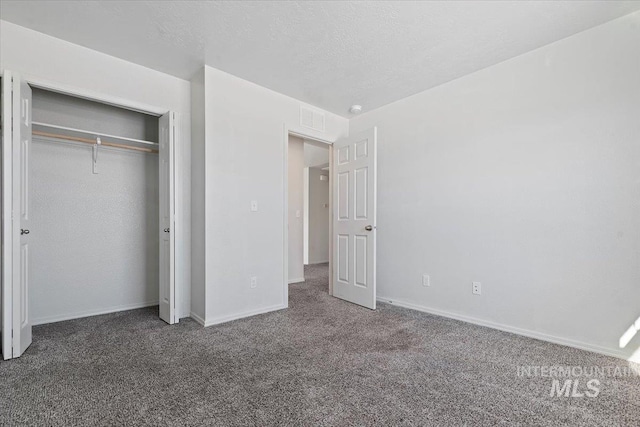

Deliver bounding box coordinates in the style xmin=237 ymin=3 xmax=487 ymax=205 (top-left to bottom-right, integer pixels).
xmin=1 ymin=1 xmax=639 ymax=426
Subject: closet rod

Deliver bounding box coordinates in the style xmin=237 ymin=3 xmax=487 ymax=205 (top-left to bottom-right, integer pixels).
xmin=32 ymin=121 xmax=158 ymax=147
xmin=33 ymin=130 xmax=159 ymax=154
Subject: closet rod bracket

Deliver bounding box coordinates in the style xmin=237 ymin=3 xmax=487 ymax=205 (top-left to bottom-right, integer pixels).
xmin=92 ymin=137 xmax=101 ymax=174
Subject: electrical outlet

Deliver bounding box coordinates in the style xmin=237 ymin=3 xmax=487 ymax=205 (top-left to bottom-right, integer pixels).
xmin=250 ymin=276 xmax=258 ymax=288
xmin=422 ymin=274 xmax=430 ymax=287
xmin=251 ymin=201 xmax=258 ymax=212
xmin=472 ymin=281 xmax=481 ymax=295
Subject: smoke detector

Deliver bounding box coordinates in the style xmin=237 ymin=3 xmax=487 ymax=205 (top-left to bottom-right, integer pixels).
xmin=349 ymin=105 xmax=362 ymax=115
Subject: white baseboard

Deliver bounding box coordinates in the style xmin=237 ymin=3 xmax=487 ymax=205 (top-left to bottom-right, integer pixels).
xmin=33 ymin=301 xmax=159 ymax=326
xmin=190 ymin=311 xmax=206 ymax=326
xmin=203 ymin=304 xmax=287 ymax=327
xmin=288 ymin=277 xmax=305 ymax=284
xmin=377 ymin=296 xmax=638 ymax=363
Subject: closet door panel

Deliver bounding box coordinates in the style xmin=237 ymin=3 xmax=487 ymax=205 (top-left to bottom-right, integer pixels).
xmin=159 ymin=112 xmax=175 ymax=324
xmin=12 ymin=76 xmax=33 ymax=357
xmin=1 ymin=73 xmax=13 ymax=360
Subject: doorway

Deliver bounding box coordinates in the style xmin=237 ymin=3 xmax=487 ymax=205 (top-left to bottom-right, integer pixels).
xmin=284 ymin=126 xmax=378 ymax=311
xmin=288 ymin=135 xmax=331 ymax=288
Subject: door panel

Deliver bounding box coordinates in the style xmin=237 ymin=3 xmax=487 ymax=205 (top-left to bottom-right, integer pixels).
xmin=12 ymin=76 xmax=32 ymax=357
xmin=337 ymin=234 xmax=349 ymax=283
xmin=355 ymin=167 xmax=368 ymax=219
xmin=158 ymin=111 xmax=175 ymax=324
xmin=332 ymin=128 xmax=377 ymax=309
xmin=20 ymin=245 xmax=28 ymax=327
xmin=354 ymin=235 xmax=368 ymax=287
xmin=338 ymin=172 xmax=350 ymax=220
xmin=1 ymin=73 xmax=13 ymax=360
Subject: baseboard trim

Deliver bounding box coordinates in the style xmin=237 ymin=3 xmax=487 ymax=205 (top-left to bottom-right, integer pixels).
xmin=204 ymin=304 xmax=287 ymax=327
xmin=288 ymin=277 xmax=305 ymax=284
xmin=377 ymin=296 xmax=637 ymax=363
xmin=33 ymin=301 xmax=159 ymax=326
xmin=190 ymin=311 xmax=206 ymax=326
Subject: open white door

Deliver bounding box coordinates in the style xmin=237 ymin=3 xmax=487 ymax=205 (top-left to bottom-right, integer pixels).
xmin=11 ymin=75 xmax=32 ymax=357
xmin=158 ymin=112 xmax=176 ymax=324
xmin=332 ymin=127 xmax=377 ymax=309
xmin=1 ymin=73 xmax=14 ymax=360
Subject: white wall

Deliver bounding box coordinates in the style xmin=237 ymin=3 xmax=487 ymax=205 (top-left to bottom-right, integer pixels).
xmin=189 ymin=68 xmax=206 ymax=322
xmin=308 ymin=167 xmax=330 ymax=264
xmin=304 ymin=142 xmax=330 ymax=168
xmin=1 ymin=75 xmax=5 ymax=354
xmin=303 ymin=167 xmax=309 ymax=265
xmin=199 ymin=66 xmax=348 ymax=325
xmin=32 ymin=88 xmax=159 ymax=141
xmin=31 ymin=139 xmax=159 ymax=324
xmin=288 ymin=136 xmax=305 ymax=282
xmin=0 ymin=20 xmax=192 ymax=319
xmin=350 ymin=12 xmax=640 ymax=362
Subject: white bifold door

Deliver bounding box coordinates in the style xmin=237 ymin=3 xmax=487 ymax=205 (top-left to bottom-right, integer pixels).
xmin=332 ymin=127 xmax=377 ymax=309
xmin=158 ymin=112 xmax=176 ymax=324
xmin=1 ymin=72 xmax=12 ymax=359
xmin=1 ymin=73 xmax=33 ymax=359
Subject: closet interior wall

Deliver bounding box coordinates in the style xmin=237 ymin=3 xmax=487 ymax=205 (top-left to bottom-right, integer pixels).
xmin=0 ymin=76 xmax=3 ymax=339
xmin=31 ymin=88 xmax=160 ymax=325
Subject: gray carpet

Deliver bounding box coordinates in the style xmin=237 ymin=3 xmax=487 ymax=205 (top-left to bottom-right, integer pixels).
xmin=1 ymin=263 xmax=639 ymax=426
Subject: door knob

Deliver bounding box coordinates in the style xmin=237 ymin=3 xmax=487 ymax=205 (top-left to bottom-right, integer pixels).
xmin=21 ymin=229 xmax=30 ymax=235
xmin=365 ymin=225 xmax=373 ymax=231
xmin=164 ymin=228 xmax=170 ymax=233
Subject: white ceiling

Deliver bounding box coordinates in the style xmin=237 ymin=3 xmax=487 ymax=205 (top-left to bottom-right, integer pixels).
xmin=1 ymin=1 xmax=639 ymax=117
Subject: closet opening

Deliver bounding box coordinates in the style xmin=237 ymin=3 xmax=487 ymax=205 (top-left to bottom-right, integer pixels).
xmin=1 ymin=74 xmax=176 ymax=359
xmin=30 ymin=88 xmax=166 ymax=326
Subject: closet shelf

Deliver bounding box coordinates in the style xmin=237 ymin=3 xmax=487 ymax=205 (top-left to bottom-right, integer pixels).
xmin=32 ymin=122 xmax=159 ymax=154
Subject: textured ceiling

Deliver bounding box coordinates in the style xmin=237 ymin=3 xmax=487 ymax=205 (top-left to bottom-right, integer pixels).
xmin=1 ymin=1 xmax=639 ymax=117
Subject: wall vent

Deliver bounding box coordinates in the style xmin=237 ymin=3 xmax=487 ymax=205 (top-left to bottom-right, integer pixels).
xmin=300 ymin=106 xmax=325 ymax=132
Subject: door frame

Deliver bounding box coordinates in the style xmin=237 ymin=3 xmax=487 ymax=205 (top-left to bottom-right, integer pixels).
xmin=283 ymin=125 xmax=336 ymax=306
xmin=1 ymin=71 xmax=180 ymax=358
